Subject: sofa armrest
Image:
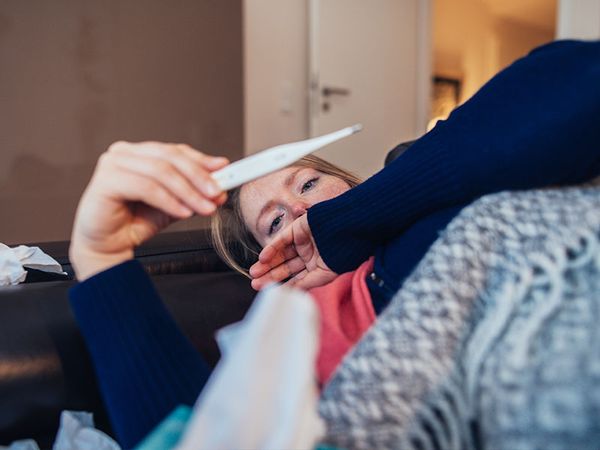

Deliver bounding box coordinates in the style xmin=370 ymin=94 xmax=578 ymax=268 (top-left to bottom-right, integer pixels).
xmin=24 ymin=229 xmax=230 ymax=282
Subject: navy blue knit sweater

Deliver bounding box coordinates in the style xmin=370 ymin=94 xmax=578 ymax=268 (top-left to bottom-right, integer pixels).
xmin=69 ymin=40 xmax=600 ymax=448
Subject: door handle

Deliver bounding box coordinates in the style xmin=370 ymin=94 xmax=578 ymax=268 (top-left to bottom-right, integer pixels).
xmin=322 ymin=86 xmax=351 ymax=97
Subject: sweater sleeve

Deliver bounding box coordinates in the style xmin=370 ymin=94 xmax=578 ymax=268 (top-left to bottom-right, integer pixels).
xmin=69 ymin=260 xmax=211 ymax=449
xmin=308 ymin=40 xmax=600 ymax=273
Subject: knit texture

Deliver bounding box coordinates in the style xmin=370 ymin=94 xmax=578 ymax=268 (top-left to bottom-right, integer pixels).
xmin=309 ymin=40 xmax=600 ymax=274
xmin=318 ymin=183 xmax=600 ymax=449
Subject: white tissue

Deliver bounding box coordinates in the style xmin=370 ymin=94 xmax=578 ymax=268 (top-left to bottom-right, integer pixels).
xmin=0 ymin=243 xmax=66 ymax=286
xmin=0 ymin=411 xmax=121 ymax=450
xmin=0 ymin=440 xmax=40 ymax=450
xmin=52 ymin=411 xmax=120 ymax=450
xmin=175 ymin=284 xmax=325 ymax=450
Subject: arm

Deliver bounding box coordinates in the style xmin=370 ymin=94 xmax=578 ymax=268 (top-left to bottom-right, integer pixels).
xmin=310 ymin=40 xmax=600 ymax=273
xmin=68 ymin=141 xmax=229 ymax=447
xmin=69 ymin=260 xmax=210 ymax=448
xmin=250 ymin=40 xmax=600 ymax=289
xmin=70 ymin=141 xmax=228 ymax=281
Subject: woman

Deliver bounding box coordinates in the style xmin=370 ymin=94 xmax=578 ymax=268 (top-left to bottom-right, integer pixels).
xmin=69 ymin=40 xmax=600 ymax=448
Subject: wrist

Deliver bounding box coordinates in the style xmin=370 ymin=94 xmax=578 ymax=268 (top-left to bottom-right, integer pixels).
xmin=69 ymin=241 xmax=134 ymax=281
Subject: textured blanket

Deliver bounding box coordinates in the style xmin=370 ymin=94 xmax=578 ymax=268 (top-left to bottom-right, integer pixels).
xmin=318 ymin=184 xmax=600 ymax=450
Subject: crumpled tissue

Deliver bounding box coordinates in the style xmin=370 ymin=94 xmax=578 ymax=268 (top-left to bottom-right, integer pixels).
xmin=0 ymin=411 xmax=120 ymax=450
xmin=53 ymin=410 xmax=120 ymax=450
xmin=175 ymin=284 xmax=326 ymax=450
xmin=0 ymin=243 xmax=66 ymax=286
xmin=0 ymin=440 xmax=40 ymax=450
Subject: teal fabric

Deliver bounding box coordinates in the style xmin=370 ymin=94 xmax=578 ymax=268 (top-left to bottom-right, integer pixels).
xmin=134 ymin=406 xmax=192 ymax=450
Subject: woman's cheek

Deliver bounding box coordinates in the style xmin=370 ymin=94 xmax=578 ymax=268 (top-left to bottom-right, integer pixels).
xmin=325 ymin=182 xmax=350 ymax=200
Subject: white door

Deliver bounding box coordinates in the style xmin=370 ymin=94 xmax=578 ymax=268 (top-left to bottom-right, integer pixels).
xmin=557 ymin=0 xmax=600 ymax=40
xmin=309 ymin=0 xmax=431 ymax=178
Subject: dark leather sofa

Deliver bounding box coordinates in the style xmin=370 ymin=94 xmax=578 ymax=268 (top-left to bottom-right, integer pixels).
xmin=0 ymin=229 xmax=257 ymax=448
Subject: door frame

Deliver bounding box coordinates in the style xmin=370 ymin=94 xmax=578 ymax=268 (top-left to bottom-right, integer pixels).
xmin=557 ymin=0 xmax=600 ymax=40
xmin=307 ymin=0 xmax=432 ymax=138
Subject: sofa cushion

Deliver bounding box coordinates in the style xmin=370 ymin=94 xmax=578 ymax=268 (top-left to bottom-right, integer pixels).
xmin=0 ymin=270 xmax=255 ymax=447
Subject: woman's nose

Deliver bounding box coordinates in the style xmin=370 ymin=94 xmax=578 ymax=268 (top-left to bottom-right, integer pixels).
xmin=291 ymin=201 xmax=308 ymax=219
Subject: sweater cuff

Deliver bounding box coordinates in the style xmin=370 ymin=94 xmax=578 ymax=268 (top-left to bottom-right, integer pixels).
xmin=69 ymin=259 xmax=155 ymax=325
xmin=308 ymin=125 xmax=465 ymax=274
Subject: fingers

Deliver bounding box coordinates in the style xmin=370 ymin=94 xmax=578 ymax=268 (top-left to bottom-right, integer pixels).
xmin=249 ymin=216 xmax=316 ymax=290
xmin=285 ymin=269 xmax=336 ymax=291
xmin=95 ymin=167 xmax=195 ymax=220
xmin=103 ymin=141 xmax=229 ymax=216
xmin=108 ymin=141 xmax=228 ymax=198
xmin=250 ymin=244 xmax=298 ymax=276
xmin=174 ymin=143 xmax=230 ymax=171
xmin=249 ymin=222 xmax=298 ymax=278
xmin=284 ymin=269 xmax=308 ymax=287
xmin=108 ymin=152 xmax=218 ymax=215
xmin=250 ymin=256 xmax=305 ymax=290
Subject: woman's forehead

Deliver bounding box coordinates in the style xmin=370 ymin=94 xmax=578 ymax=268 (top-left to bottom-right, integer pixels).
xmin=241 ymin=166 xmax=305 ymax=200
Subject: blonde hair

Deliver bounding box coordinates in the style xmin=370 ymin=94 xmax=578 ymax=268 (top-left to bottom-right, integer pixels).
xmin=210 ymin=155 xmax=362 ymax=278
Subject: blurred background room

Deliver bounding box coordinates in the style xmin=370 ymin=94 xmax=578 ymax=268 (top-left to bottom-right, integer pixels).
xmin=1 ymin=0 xmax=598 ymax=244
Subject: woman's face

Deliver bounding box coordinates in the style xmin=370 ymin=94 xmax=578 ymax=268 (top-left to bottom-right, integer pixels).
xmin=239 ymin=166 xmax=351 ymax=247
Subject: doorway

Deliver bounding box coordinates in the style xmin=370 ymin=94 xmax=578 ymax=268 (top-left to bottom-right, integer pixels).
xmin=308 ymin=0 xmax=432 ymax=178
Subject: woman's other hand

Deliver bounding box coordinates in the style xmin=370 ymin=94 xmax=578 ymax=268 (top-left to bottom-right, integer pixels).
xmin=249 ymin=214 xmax=337 ymax=291
xmin=70 ymin=141 xmax=229 ymax=281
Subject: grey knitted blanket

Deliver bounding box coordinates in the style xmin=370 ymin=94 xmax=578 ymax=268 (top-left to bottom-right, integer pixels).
xmin=318 ymin=184 xmax=600 ymax=450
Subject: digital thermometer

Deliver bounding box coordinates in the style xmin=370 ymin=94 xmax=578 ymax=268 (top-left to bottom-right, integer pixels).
xmin=212 ymin=124 xmax=362 ymax=191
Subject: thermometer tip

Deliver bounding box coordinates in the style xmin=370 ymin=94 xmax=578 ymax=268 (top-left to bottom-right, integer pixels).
xmin=351 ymin=123 xmax=363 ymax=133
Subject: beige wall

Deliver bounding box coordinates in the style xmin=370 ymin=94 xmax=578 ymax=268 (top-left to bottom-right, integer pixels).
xmin=494 ymin=18 xmax=555 ymax=72
xmin=0 ymin=0 xmax=243 ymax=244
xmin=433 ymin=0 xmax=554 ymax=104
xmin=243 ymin=0 xmax=309 ymax=155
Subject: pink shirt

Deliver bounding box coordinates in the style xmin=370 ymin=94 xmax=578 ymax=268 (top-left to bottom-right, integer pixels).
xmin=309 ymin=257 xmax=376 ymax=386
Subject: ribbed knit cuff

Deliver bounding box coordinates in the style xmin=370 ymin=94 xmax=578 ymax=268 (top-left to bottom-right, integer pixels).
xmin=308 ymin=124 xmax=466 ymax=274
xmin=309 ymin=41 xmax=600 ymax=274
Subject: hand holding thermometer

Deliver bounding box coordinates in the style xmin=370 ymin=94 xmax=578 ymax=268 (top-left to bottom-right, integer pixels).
xmin=211 ymin=124 xmax=363 ymax=191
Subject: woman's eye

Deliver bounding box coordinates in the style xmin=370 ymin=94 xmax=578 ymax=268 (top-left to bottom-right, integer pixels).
xmin=269 ymin=214 xmax=283 ymax=235
xmin=301 ymin=178 xmax=319 ymax=193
